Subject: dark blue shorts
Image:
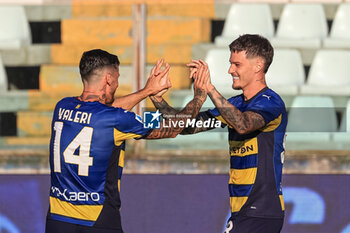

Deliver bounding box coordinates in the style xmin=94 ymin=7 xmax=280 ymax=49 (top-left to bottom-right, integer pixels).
xmin=224 ymin=215 xmax=284 ymax=233
xmin=45 ymin=219 xmax=123 ymax=233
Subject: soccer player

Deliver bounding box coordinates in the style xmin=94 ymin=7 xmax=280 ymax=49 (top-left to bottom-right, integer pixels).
xmin=151 ymin=34 xmax=287 ymax=233
xmin=45 ymin=49 xmax=207 ymax=233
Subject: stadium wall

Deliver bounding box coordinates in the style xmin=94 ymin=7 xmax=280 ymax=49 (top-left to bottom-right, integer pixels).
xmin=0 ymin=174 xmax=349 ymax=233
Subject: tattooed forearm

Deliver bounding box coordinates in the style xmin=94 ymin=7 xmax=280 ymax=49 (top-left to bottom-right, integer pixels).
xmin=177 ymin=88 xmax=205 ymax=117
xmin=146 ymin=122 xmax=182 ymax=139
xmin=208 ymin=87 xmax=265 ymax=134
xmin=150 ymin=97 xmax=179 ymax=116
xmin=147 ymin=88 xmax=206 ymax=139
xmin=180 ymin=115 xmax=210 ymax=135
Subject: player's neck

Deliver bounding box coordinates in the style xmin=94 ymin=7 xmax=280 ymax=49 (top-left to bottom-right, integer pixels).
xmin=242 ymin=82 xmax=267 ymax=101
xmin=78 ymin=89 xmax=107 ymax=104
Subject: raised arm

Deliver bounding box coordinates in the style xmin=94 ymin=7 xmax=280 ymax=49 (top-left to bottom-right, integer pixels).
xmin=113 ymin=89 xmax=153 ymax=111
xmin=150 ymin=96 xmax=179 ymax=116
xmin=208 ymin=86 xmax=265 ymax=134
xmin=149 ymin=59 xmax=203 ymax=116
xmin=188 ymin=60 xmax=265 ymax=134
xmin=146 ymin=67 xmax=208 ymax=139
xmin=112 ymin=59 xmax=171 ymax=110
xmin=149 ymin=62 xmax=216 ymax=135
xmin=150 ymin=96 xmax=215 ymax=135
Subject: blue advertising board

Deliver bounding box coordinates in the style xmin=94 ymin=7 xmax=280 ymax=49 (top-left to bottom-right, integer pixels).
xmin=0 ymin=174 xmax=349 ymax=233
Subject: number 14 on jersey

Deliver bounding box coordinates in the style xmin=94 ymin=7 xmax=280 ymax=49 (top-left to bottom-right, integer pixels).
xmin=53 ymin=122 xmax=94 ymax=176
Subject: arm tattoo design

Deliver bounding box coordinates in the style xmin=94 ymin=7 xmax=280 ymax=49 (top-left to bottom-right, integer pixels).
xmin=180 ymin=114 xmax=212 ymax=135
xmin=147 ymin=88 xmax=206 ymax=139
xmin=150 ymin=97 xmax=179 ymax=116
xmin=208 ymin=88 xmax=265 ymax=134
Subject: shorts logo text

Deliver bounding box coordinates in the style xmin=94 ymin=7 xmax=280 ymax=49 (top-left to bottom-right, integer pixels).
xmin=51 ymin=186 xmax=100 ymax=202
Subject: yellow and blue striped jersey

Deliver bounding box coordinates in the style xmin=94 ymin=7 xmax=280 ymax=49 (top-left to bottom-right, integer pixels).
xmin=202 ymin=87 xmax=287 ymax=218
xmin=47 ymin=97 xmax=151 ymax=229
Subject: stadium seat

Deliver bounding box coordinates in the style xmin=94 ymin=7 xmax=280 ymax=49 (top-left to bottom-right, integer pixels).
xmin=271 ymin=4 xmax=328 ymax=49
xmin=323 ymin=4 xmax=350 ymax=48
xmin=214 ymin=4 xmax=274 ymax=46
xmin=0 ymin=55 xmax=7 ymax=92
xmin=287 ymin=96 xmax=337 ymax=142
xmin=300 ymin=50 xmax=350 ymax=96
xmin=333 ymin=99 xmax=350 ymax=142
xmin=0 ymin=6 xmax=31 ymax=50
xmin=204 ymin=48 xmax=242 ymax=96
xmin=266 ymin=49 xmax=305 ymax=95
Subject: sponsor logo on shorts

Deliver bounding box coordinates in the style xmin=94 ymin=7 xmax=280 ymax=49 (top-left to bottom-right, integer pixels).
xmin=51 ymin=186 xmax=100 ymax=202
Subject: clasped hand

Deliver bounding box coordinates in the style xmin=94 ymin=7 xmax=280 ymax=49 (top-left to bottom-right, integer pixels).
xmin=146 ymin=58 xmax=213 ymax=101
xmin=145 ymin=59 xmax=171 ymax=98
xmin=187 ymin=59 xmax=213 ymax=94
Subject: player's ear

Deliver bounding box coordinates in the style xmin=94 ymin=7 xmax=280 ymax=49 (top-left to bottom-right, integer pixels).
xmin=105 ymin=72 xmax=112 ymax=86
xmin=255 ymin=58 xmax=264 ymax=73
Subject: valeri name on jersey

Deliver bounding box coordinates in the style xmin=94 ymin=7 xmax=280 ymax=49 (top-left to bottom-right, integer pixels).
xmin=58 ymin=108 xmax=92 ymax=125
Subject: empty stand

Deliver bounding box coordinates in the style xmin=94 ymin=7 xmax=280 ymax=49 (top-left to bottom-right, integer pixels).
xmin=333 ymin=99 xmax=350 ymax=142
xmin=0 ymin=6 xmax=31 ymax=50
xmin=71 ymin=1 xmax=215 ymax=18
xmin=271 ymin=4 xmax=328 ymax=49
xmin=61 ymin=18 xmax=210 ymax=46
xmin=323 ymin=4 xmax=350 ymax=48
xmin=215 ymin=4 xmax=274 ymax=46
xmin=300 ymin=50 xmax=350 ymax=96
xmin=287 ymin=96 xmax=337 ymax=142
xmin=0 ymin=56 xmax=7 ymax=92
xmin=266 ymin=49 xmax=305 ymax=95
xmin=0 ymin=91 xmax=28 ymax=112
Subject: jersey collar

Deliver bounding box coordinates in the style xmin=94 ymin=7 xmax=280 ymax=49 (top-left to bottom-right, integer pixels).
xmin=243 ymin=86 xmax=269 ymax=104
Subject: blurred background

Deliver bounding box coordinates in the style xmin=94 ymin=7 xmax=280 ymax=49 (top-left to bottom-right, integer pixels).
xmin=0 ymin=0 xmax=349 ymax=232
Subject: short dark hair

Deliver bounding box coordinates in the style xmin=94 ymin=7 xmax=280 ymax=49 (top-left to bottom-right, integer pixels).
xmin=79 ymin=49 xmax=120 ymax=81
xmin=229 ymin=34 xmax=274 ymax=73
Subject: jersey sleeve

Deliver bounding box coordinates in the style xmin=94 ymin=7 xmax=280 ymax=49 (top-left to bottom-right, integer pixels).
xmin=114 ymin=109 xmax=151 ymax=145
xmin=247 ymin=96 xmax=283 ymax=126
